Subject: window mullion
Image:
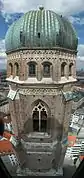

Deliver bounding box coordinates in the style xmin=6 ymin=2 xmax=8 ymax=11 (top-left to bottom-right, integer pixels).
xmin=39 ymin=110 xmax=41 ymax=132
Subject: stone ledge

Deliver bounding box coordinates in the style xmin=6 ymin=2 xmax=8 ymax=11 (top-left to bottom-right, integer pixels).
xmin=21 ymin=138 xmax=58 ymax=152
xmin=17 ymin=167 xmax=63 ymax=176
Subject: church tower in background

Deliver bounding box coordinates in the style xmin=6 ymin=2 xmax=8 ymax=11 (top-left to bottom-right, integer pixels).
xmin=5 ymin=7 xmax=78 ymax=176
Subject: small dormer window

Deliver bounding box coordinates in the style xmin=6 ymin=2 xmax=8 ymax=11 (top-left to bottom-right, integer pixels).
xmin=29 ymin=62 xmax=36 ymax=76
xmin=20 ymin=31 xmax=23 ymax=43
xmin=20 ymin=30 xmax=25 ymax=46
xmin=38 ymin=32 xmax=40 ymax=38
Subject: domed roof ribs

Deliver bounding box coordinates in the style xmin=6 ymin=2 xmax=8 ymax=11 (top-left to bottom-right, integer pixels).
xmin=5 ymin=9 xmax=78 ymax=52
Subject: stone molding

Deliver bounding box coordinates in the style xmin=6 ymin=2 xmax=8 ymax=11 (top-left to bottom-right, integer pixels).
xmin=7 ymin=49 xmax=76 ymax=60
xmin=19 ymin=88 xmax=61 ymax=96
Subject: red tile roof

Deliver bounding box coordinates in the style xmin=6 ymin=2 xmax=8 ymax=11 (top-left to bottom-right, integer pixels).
xmin=68 ymin=135 xmax=76 ymax=147
xmin=3 ymin=131 xmax=14 ymax=140
xmin=0 ymin=131 xmax=16 ymax=156
xmin=0 ymin=139 xmax=14 ymax=155
xmin=79 ymin=156 xmax=84 ymax=160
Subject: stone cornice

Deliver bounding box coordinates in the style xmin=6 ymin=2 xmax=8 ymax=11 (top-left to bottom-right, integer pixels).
xmin=6 ymin=47 xmax=77 ymax=55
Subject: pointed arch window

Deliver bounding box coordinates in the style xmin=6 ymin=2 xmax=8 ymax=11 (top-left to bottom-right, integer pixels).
xmin=9 ymin=63 xmax=13 ymax=75
xmin=14 ymin=62 xmax=19 ymax=76
xmin=61 ymin=62 xmax=67 ymax=77
xmin=69 ymin=63 xmax=73 ymax=76
xmin=32 ymin=102 xmax=47 ymax=132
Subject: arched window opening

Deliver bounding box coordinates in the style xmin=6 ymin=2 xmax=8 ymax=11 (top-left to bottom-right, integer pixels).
xmin=29 ymin=62 xmax=36 ymax=76
xmin=32 ymin=102 xmax=47 ymax=132
xmin=69 ymin=63 xmax=73 ymax=76
xmin=14 ymin=63 xmax=19 ymax=76
xmin=61 ymin=62 xmax=66 ymax=77
xmin=43 ymin=62 xmax=51 ymax=77
xmin=9 ymin=63 xmax=13 ymax=75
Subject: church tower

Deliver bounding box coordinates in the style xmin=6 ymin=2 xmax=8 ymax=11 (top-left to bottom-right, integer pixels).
xmin=5 ymin=7 xmax=78 ymax=176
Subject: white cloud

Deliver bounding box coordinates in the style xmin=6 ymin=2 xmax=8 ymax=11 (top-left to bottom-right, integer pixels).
xmin=1 ymin=0 xmax=84 ymax=15
xmin=69 ymin=16 xmax=84 ymax=25
xmin=1 ymin=12 xmax=12 ymax=23
xmin=0 ymin=39 xmax=6 ymax=56
xmin=0 ymin=39 xmax=7 ymax=69
xmin=69 ymin=16 xmax=80 ymax=24
xmin=76 ymin=58 xmax=84 ymax=70
xmin=78 ymin=44 xmax=84 ymax=57
xmin=80 ymin=18 xmax=84 ymax=25
xmin=76 ymin=44 xmax=84 ymax=70
xmin=0 ymin=39 xmax=5 ymax=51
xmin=1 ymin=0 xmax=84 ymax=24
xmin=1 ymin=0 xmax=84 ymax=25
xmin=0 ymin=0 xmax=3 ymax=11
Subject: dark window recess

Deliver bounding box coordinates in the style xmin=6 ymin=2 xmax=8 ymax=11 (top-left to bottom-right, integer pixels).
xmin=33 ymin=109 xmax=47 ymax=132
xmin=38 ymin=32 xmax=40 ymax=38
xmin=20 ymin=31 xmax=23 ymax=43
xmin=9 ymin=63 xmax=13 ymax=75
xmin=15 ymin=63 xmax=19 ymax=76
xmin=61 ymin=63 xmax=66 ymax=77
xmin=33 ymin=111 xmax=39 ymax=131
xmin=41 ymin=120 xmax=47 ymax=132
xmin=33 ymin=120 xmax=39 ymax=132
xmin=69 ymin=64 xmax=73 ymax=76
xmin=23 ymin=35 xmax=25 ymax=46
xmin=38 ymin=158 xmax=41 ymax=162
xmin=38 ymin=105 xmax=42 ymax=109
xmin=43 ymin=64 xmax=50 ymax=76
xmin=29 ymin=63 xmax=36 ymax=76
xmin=20 ymin=31 xmax=25 ymax=45
xmin=69 ymin=65 xmax=72 ymax=76
xmin=40 ymin=138 xmax=43 ymax=141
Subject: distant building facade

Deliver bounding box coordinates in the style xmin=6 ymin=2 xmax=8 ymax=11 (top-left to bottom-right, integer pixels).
xmin=0 ymin=137 xmax=19 ymax=176
xmin=0 ymin=118 xmax=19 ymax=176
xmin=5 ymin=7 xmax=78 ymax=176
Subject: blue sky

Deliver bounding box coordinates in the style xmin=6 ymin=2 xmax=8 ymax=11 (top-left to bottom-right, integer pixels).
xmin=0 ymin=0 xmax=84 ymax=70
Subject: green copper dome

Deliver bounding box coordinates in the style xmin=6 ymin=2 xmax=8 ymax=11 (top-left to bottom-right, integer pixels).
xmin=5 ymin=7 xmax=78 ymax=52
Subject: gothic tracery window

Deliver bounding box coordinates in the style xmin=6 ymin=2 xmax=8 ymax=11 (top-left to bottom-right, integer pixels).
xmin=32 ymin=102 xmax=47 ymax=132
